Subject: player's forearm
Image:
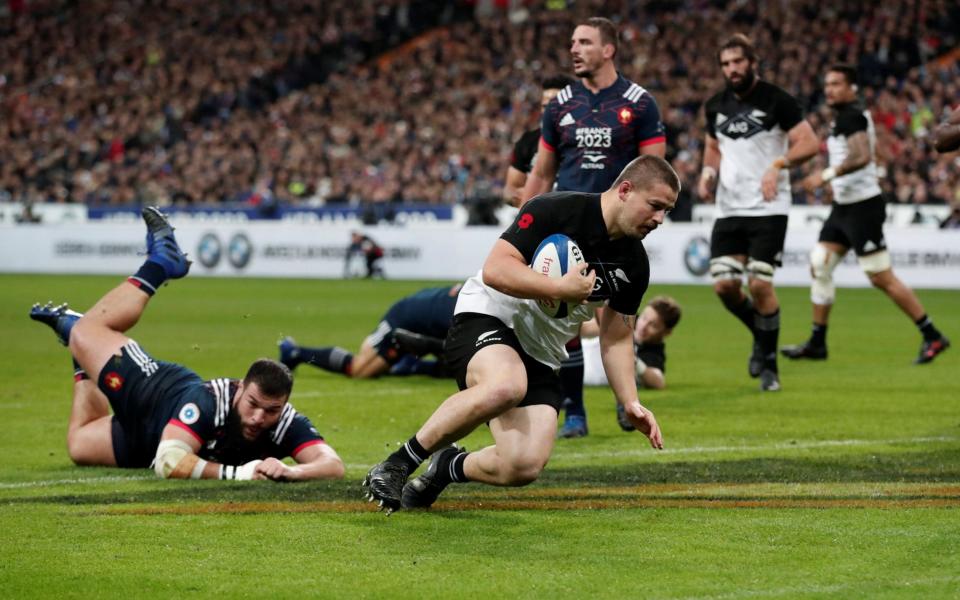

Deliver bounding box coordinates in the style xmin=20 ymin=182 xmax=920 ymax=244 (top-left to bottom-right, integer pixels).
xmin=600 ymin=334 xmax=641 ymax=406
xmin=290 ymin=457 xmax=345 ymax=481
xmin=519 ymin=171 xmax=552 ymax=205
xmin=482 ymin=256 xmax=566 ymax=301
xmin=701 ymin=136 xmax=721 ymax=171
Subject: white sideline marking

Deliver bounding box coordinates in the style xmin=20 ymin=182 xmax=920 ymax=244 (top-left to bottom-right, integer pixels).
xmin=0 ymin=475 xmax=153 ymax=490
xmin=679 ymin=575 xmax=960 ymax=600
xmin=560 ymin=435 xmax=960 ymax=461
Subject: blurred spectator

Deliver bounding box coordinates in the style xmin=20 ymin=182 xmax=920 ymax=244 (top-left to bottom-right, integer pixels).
xmin=1 ymin=1 xmax=957 ymax=208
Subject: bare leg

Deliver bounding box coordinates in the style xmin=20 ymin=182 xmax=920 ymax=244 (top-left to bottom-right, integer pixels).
xmin=869 ymin=269 xmax=925 ymax=321
xmin=813 ymin=303 xmax=832 ymax=326
xmin=66 ymin=379 xmax=117 ymax=466
xmin=414 ymin=344 xmax=528 ymax=451
xmin=348 ymin=341 xmax=391 ymax=378
xmin=463 ymin=404 xmax=557 ymax=486
xmin=69 ymin=280 xmax=148 ymax=379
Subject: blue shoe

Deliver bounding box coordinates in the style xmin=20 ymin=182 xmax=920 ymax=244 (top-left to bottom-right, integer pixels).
xmin=558 ymin=415 xmax=588 ymax=439
xmin=142 ymin=206 xmax=190 ymax=279
xmin=278 ymin=336 xmax=301 ymax=370
xmin=30 ymin=301 xmax=83 ymax=346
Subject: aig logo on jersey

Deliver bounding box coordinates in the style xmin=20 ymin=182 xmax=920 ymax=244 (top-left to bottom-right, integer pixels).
xmin=716 ymin=110 xmax=767 ymax=140
xmin=178 ymin=403 xmax=201 ymax=425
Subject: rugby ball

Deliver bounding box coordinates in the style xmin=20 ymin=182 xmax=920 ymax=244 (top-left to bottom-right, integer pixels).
xmin=531 ymin=233 xmax=585 ymax=318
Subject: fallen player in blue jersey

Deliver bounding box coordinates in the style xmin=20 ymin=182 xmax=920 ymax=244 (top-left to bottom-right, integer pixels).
xmin=30 ymin=207 xmax=344 ymax=482
xmin=278 ymin=284 xmax=461 ymax=379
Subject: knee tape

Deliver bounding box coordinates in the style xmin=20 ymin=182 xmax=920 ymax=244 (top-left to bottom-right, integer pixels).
xmin=858 ymin=250 xmax=891 ymax=275
xmin=809 ymin=245 xmax=840 ymax=305
xmin=745 ymin=259 xmax=775 ymax=282
xmin=709 ymin=256 xmax=745 ymax=282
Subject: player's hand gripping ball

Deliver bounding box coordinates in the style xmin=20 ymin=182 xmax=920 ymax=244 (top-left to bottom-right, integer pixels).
xmin=531 ymin=233 xmax=585 ymax=318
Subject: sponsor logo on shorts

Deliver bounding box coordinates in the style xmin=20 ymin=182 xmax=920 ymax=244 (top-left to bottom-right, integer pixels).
xmin=178 ymin=403 xmax=200 ymax=425
xmin=105 ymin=371 xmax=124 ymax=391
xmin=476 ymin=329 xmax=503 ymax=346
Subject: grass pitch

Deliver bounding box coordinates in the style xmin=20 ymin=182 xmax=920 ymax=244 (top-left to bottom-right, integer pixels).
xmin=1 ymin=274 xmax=958 ymax=598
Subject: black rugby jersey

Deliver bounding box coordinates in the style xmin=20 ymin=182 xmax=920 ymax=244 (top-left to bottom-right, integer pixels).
xmin=704 ymin=80 xmax=803 ymax=216
xmin=510 ymin=128 xmax=541 ymax=174
xmin=501 ymin=191 xmax=650 ymax=316
xmin=826 ymin=102 xmax=881 ymax=204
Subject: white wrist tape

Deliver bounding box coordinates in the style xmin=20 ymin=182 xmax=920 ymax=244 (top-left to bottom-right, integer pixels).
xmin=220 ymin=460 xmax=263 ymax=480
xmin=190 ymin=458 xmax=208 ymax=479
xmin=700 ymin=166 xmax=717 ymax=181
xmin=236 ymin=460 xmax=262 ymax=480
xmin=821 ymin=167 xmax=837 ymax=182
xmin=154 ymin=439 xmax=193 ymax=478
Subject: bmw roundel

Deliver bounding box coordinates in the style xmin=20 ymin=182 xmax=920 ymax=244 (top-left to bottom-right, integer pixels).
xmin=178 ymin=403 xmax=201 ymax=425
xmin=684 ymin=236 xmax=711 ymax=277
xmin=227 ymin=233 xmax=253 ymax=269
xmin=197 ymin=233 xmax=222 ymax=269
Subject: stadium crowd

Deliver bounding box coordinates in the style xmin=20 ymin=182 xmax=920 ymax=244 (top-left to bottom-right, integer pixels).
xmin=1 ymin=0 xmax=958 ymax=210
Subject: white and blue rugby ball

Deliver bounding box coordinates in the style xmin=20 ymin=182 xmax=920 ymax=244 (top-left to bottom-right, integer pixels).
xmin=531 ymin=233 xmax=585 ymax=318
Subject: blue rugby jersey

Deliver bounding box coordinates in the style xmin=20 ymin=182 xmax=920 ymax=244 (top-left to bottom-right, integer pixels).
xmin=540 ymin=75 xmax=665 ymax=193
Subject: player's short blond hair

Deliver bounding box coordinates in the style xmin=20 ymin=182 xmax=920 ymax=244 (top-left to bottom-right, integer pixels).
xmin=612 ymin=155 xmax=681 ymax=194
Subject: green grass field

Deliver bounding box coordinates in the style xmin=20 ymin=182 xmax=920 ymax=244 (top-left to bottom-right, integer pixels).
xmin=1 ymin=274 xmax=958 ymax=599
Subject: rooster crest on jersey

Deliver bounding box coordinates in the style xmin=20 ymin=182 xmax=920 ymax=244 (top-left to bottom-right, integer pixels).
xmin=531 ymin=233 xmax=585 ymax=318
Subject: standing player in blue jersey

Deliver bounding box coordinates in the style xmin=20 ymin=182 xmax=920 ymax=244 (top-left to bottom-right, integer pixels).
xmin=279 ymin=284 xmax=462 ymax=379
xmin=30 ymin=208 xmax=344 ymax=481
xmin=521 ymin=16 xmax=666 ymax=438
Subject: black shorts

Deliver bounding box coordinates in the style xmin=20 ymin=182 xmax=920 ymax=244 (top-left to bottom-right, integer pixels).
xmin=363 ymin=319 xmax=403 ymax=364
xmin=97 ymin=341 xmax=203 ymax=467
xmin=819 ymin=195 xmax=887 ymax=256
xmin=443 ymin=313 xmax=563 ymax=412
xmin=711 ymin=215 xmax=788 ymax=266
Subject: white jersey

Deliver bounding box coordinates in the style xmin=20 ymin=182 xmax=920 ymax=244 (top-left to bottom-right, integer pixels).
xmin=704 ymin=80 xmax=806 ymax=218
xmin=826 ymin=103 xmax=882 ymax=204
xmin=455 ymin=271 xmax=601 ymax=370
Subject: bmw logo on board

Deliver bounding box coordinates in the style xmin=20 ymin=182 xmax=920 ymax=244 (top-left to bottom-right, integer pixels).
xmin=197 ymin=233 xmax=222 ymax=268
xmin=684 ymin=236 xmax=711 ymax=277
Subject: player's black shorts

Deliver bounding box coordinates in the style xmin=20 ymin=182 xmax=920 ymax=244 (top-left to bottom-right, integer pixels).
xmin=364 ymin=319 xmax=403 ymax=364
xmin=711 ymin=215 xmax=788 ymax=266
xmin=443 ymin=313 xmax=563 ymax=412
xmin=97 ymin=341 xmax=202 ymax=467
xmin=818 ymin=195 xmax=887 ymax=256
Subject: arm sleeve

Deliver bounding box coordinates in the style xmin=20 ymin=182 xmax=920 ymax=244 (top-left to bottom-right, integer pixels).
xmin=499 ymin=196 xmax=563 ymax=263
xmin=510 ymin=134 xmax=539 ymax=173
xmin=704 ymin=98 xmax=717 ymax=138
xmin=540 ymin=99 xmax=561 ymax=151
xmin=606 ymin=246 xmax=650 ymax=315
xmin=273 ymin=414 xmax=325 ymax=459
xmin=833 ymin=109 xmax=868 ymax=136
xmin=774 ymin=90 xmax=804 ymax=131
xmin=167 ymin=391 xmax=217 ymax=445
xmin=635 ymin=94 xmax=666 ymax=145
